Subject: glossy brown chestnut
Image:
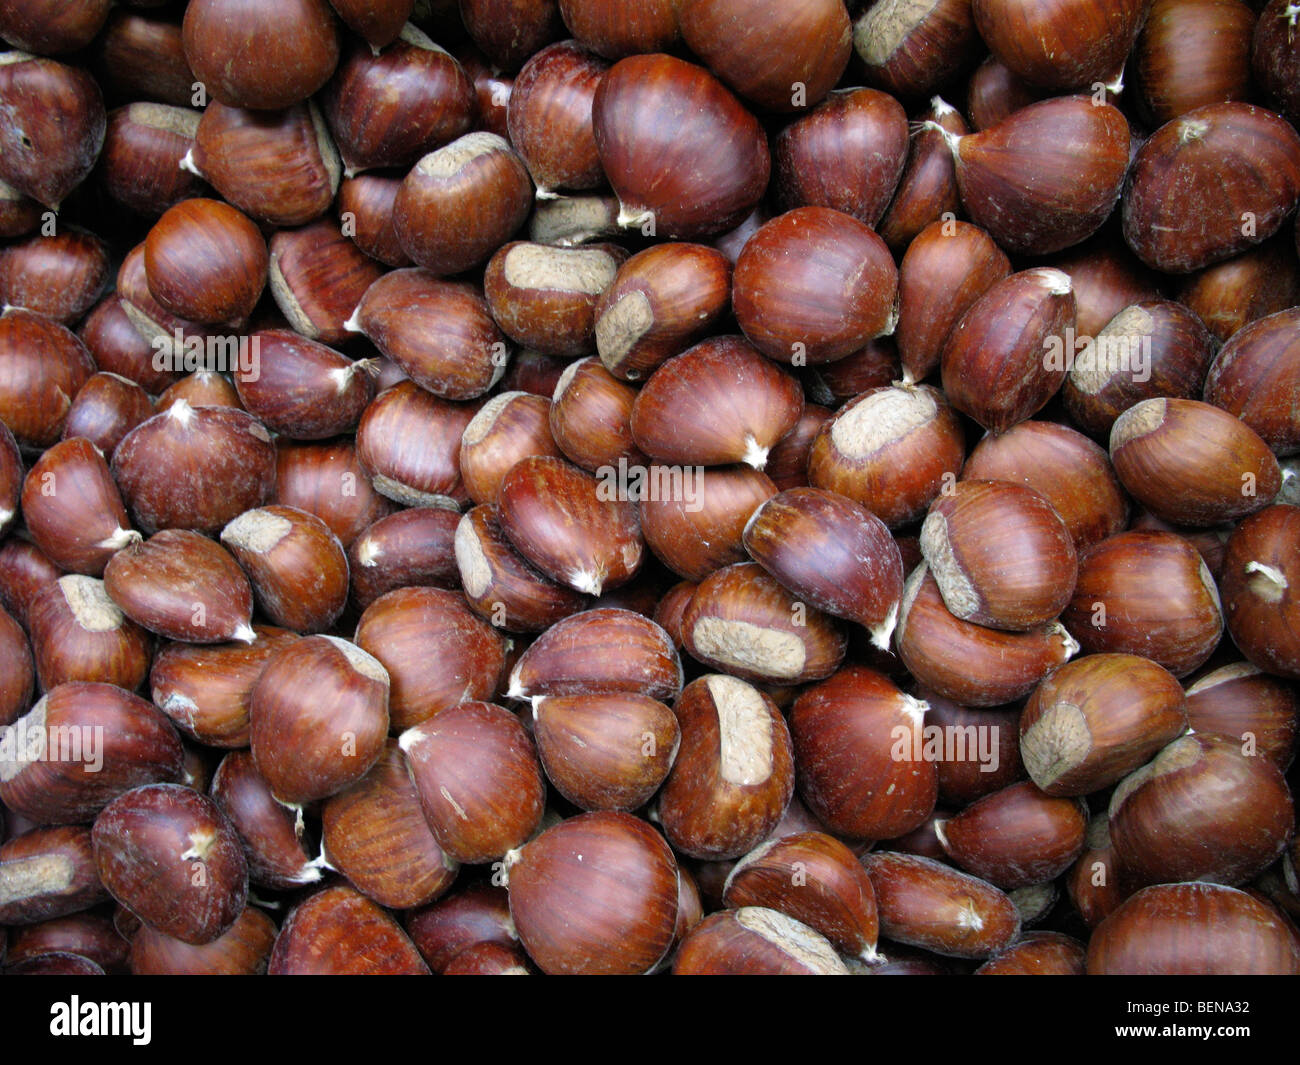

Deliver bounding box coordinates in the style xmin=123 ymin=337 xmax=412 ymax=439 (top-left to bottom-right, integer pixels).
xmin=507 ymin=40 xmax=608 ymax=195
xmin=861 ymin=852 xmax=1021 ymax=959
xmin=790 ymin=666 xmax=937 ymax=841
xmin=658 ymin=674 xmax=794 ymax=860
xmin=1124 ymin=103 xmax=1300 ymax=273
xmin=400 ymin=699 xmax=545 ymax=864
xmin=1109 ymin=732 xmax=1294 ymax=888
xmin=592 ymin=53 xmax=770 ymax=239
xmin=0 ymin=53 xmax=105 ymax=209
xmin=933 ymin=97 xmax=1130 ymax=255
xmin=1205 ymin=307 xmax=1300 ymax=455
xmin=682 ymin=562 xmax=845 ymax=686
xmin=348 ymin=506 xmax=461 ymax=610
xmin=269 ymin=885 xmax=429 ymax=975
xmin=941 ymin=267 xmax=1076 ymax=434
xmin=506 ymin=607 xmax=681 ymax=700
xmin=92 ymin=783 xmax=246 ymax=945
xmin=484 ymin=241 xmax=625 ymax=357
xmin=505 ymin=810 xmax=679 ymax=975
xmin=103 ymin=529 xmax=256 ymax=644
xmin=130 ymin=905 xmax=276 ymax=976
xmin=895 ymin=564 xmax=1080 ymax=707
xmin=250 ymin=635 xmax=389 ymax=804
xmin=21 ymin=437 xmax=139 ymax=576
xmin=920 ymin=480 xmax=1077 ymax=631
xmin=593 ymin=243 xmax=732 ymax=382
xmin=631 ymin=337 xmax=803 ymax=470
xmin=1088 ymin=882 xmax=1300 ymax=975
xmin=1061 ymin=530 xmax=1224 ymax=678
xmin=406 ymin=882 xmax=517 ymax=972
xmin=337 ymin=172 xmax=410 ymax=267
xmin=498 ymin=455 xmax=643 ymax=597
xmin=181 ymin=0 xmax=340 ymax=111
xmin=354 ymin=382 xmax=477 ymax=507
xmin=355 ymin=586 xmax=507 ymax=730
xmin=0 ymin=604 xmax=31 ymax=725
xmin=220 ymin=505 xmax=349 ymax=634
xmin=150 ymin=626 xmax=298 ymax=749
xmin=962 ymin=420 xmax=1129 ymax=551
xmin=393 ymin=133 xmax=533 ymax=276
xmin=209 ymin=749 xmax=320 ymax=891
xmin=274 ymin=439 xmax=395 ymax=548
xmin=323 ymin=27 xmax=475 ymax=174
xmin=0 ymin=308 xmax=95 ymax=450
xmin=27 ymin=576 xmax=151 ymax=692
xmin=455 ymin=504 xmax=590 ymax=632
xmin=532 ymin=692 xmax=679 ymax=812
xmin=185 ymin=101 xmax=340 ymax=227
xmin=321 ymin=740 xmax=458 ymax=909
xmin=734 ymin=207 xmax=898 ymax=366
xmin=1218 ymin=504 xmax=1300 ymax=679
xmin=1136 ymin=0 xmax=1255 ymax=124
xmin=853 ymin=0 xmax=979 ymax=98
xmin=673 ymin=907 xmax=848 ymax=975
xmin=1185 ymin=661 xmax=1298 ymax=770
xmin=1063 ymin=300 xmax=1216 ymax=437
xmin=0 ymin=682 xmax=183 ymax=826
xmin=935 ymin=781 xmax=1087 ymax=890
xmin=0 ymin=229 xmax=109 ymax=325
xmin=1110 ymin=398 xmax=1282 ymax=526
xmin=807 ymin=383 xmax=965 ymax=529
xmin=61 ymin=373 xmax=154 ymax=461
xmin=349 ymin=269 xmax=507 ymax=401
xmin=972 ymin=0 xmax=1146 ymax=91
xmin=1021 ymin=653 xmax=1188 ymax=797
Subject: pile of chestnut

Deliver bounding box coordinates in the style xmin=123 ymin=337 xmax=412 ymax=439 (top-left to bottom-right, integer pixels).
xmin=1 ymin=0 xmax=1299 ymax=977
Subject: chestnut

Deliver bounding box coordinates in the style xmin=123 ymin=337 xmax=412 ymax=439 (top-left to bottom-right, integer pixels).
xmin=854 ymin=0 xmax=980 ymax=98
xmin=27 ymin=576 xmax=152 ymax=693
xmin=355 ymin=586 xmax=507 ymax=730
xmin=631 ymin=336 xmax=803 ymax=470
xmin=321 ymin=740 xmax=458 ymax=910
xmin=1110 ymin=398 xmax=1282 ymax=526
xmin=181 ymin=0 xmax=340 ymax=111
xmin=1088 ymin=882 xmax=1300 ymax=975
xmin=103 ymin=529 xmax=256 ymax=645
xmin=1218 ymin=504 xmax=1300 ymax=679
xmin=354 ymin=381 xmax=477 ymax=507
xmin=92 ymin=783 xmax=247 ymax=945
xmin=269 ymin=885 xmax=429 ymax=975
xmin=1185 ymin=661 xmax=1298 ymax=770
xmin=0 ymin=682 xmax=183 ymax=826
xmin=507 ymin=39 xmax=608 ymax=196
xmin=733 ymin=207 xmax=898 ymax=366
xmin=548 ymin=359 xmax=643 ymax=473
xmin=249 ymin=635 xmax=389 ymax=804
xmin=61 ymin=373 xmax=154 ymax=461
xmin=1061 ymin=530 xmax=1224 ymax=678
xmin=220 ymin=505 xmax=350 ymax=634
xmin=322 ymin=27 xmax=475 ymax=174
xmin=919 ymin=480 xmax=1077 ymax=632
xmin=593 ymin=242 xmax=732 ymax=382
xmin=0 ymin=826 xmax=107 ymax=925
xmin=658 ymin=674 xmax=795 ymax=860
xmin=506 ymin=607 xmax=682 ymax=700
xmin=532 ymin=692 xmax=679 ymax=812
xmin=791 ymin=666 xmax=938 ymax=841
xmin=877 ymin=97 xmax=967 ymax=253
xmin=0 ymin=308 xmax=96 ymax=451
xmin=1020 ymin=653 xmax=1189 ymax=797
xmin=275 ymin=438 xmax=395 ymax=548
xmin=1109 ymin=732 xmax=1294 ymax=889
xmin=673 ymin=907 xmax=848 ymax=975
xmin=592 ymin=53 xmax=770 ymax=239
xmin=185 ymin=101 xmax=341 ymax=227
xmin=393 ymin=133 xmax=533 ymax=276
xmin=399 ymin=699 xmax=546 ymax=864
xmin=130 ymin=905 xmax=276 ymax=976
xmin=349 ymin=506 xmax=461 ymax=610
xmin=0 ymin=53 xmax=105 ymax=210
xmin=1205 ymin=307 xmax=1300 ymax=456
xmin=808 ymin=383 xmax=965 ymax=529
xmin=1123 ymin=102 xmax=1300 ymax=273
xmin=1136 ymin=0 xmax=1255 ymax=124
xmin=0 ymin=229 xmax=109 ymax=326
xmin=505 ymin=811 xmax=679 ymax=975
